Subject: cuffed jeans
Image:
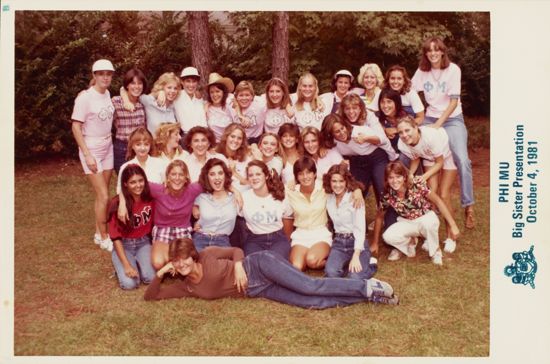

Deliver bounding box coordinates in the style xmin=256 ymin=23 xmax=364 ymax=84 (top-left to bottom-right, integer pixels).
xmin=244 ymin=229 xmax=290 ymax=260
xmin=193 ymin=232 xmax=231 ymax=252
xmin=111 ymin=236 xmax=156 ymax=290
xmin=423 ymin=114 xmax=474 ymax=207
xmin=324 ymin=234 xmax=377 ymax=279
xmin=243 ymin=251 xmax=369 ymax=309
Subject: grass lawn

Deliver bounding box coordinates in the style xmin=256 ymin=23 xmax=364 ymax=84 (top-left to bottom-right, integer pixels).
xmin=14 ymin=145 xmax=489 ymax=356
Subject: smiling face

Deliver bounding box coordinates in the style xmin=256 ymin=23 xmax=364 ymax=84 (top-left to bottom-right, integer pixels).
xmin=388 ymin=70 xmax=405 ymax=92
xmin=330 ymin=173 xmax=346 ymax=197
xmin=297 ymin=169 xmax=316 ymax=188
xmin=397 ymin=122 xmax=420 ymax=146
xmin=127 ymin=76 xmax=144 ymax=99
xmin=335 ymin=76 xmax=351 ymax=96
xmin=207 ymin=164 xmax=226 ymax=192
xmin=209 ymin=85 xmax=224 ymax=106
xmin=259 ymin=135 xmax=279 ymax=158
xmin=380 ymin=97 xmax=397 ymax=117
xmin=125 ymin=173 xmax=145 ymax=199
xmin=280 ymin=132 xmax=297 ymax=150
xmin=182 ymin=77 xmax=199 ymax=96
xmin=362 ymin=69 xmax=378 ymax=91
xmin=172 ymin=256 xmax=194 ymax=276
xmin=331 ymin=122 xmax=349 ymax=142
xmin=299 ymin=76 xmax=316 ymax=101
xmin=190 ymin=132 xmax=210 ymax=156
xmin=247 ymin=165 xmax=267 ymax=191
xmin=167 ymin=130 xmax=182 ymax=150
xmin=226 ymin=129 xmax=244 ymax=152
xmin=387 ymin=171 xmax=406 ymax=193
xmin=93 ymin=70 xmax=113 ymax=91
xmin=132 ymin=139 xmax=151 ymax=159
xmin=167 ymin=166 xmax=186 ymax=191
xmin=236 ymin=90 xmax=253 ymax=109
xmin=343 ymin=103 xmax=361 ymax=124
xmin=164 ymin=81 xmax=179 ymax=102
xmin=268 ymin=84 xmax=284 ymax=106
xmin=426 ymin=42 xmax=444 ymax=68
xmin=303 ymin=133 xmax=319 ymax=156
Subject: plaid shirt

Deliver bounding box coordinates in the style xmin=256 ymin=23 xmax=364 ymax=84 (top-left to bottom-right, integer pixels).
xmin=112 ymin=96 xmax=146 ymax=141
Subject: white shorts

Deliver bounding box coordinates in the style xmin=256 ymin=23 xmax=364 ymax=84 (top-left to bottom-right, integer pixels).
xmin=78 ymin=135 xmax=114 ymax=174
xmin=290 ymin=226 xmax=332 ymax=249
xmin=422 ymin=155 xmax=457 ymax=170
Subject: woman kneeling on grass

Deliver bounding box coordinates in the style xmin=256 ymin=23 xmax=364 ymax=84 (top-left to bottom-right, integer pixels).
xmin=372 ymin=161 xmax=460 ymax=265
xmin=144 ymin=238 xmax=398 ymax=308
xmin=108 ymin=164 xmax=156 ymax=289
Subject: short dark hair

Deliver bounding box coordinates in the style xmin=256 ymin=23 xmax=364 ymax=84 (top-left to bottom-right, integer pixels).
xmin=184 ymin=126 xmax=216 ymax=152
xmin=123 ymin=68 xmax=148 ymax=93
xmin=169 ymin=238 xmax=199 ymax=263
xmin=293 ymin=156 xmax=317 ymax=182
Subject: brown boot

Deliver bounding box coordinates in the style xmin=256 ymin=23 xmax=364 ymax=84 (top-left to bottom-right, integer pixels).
xmin=465 ymin=206 xmax=475 ymax=229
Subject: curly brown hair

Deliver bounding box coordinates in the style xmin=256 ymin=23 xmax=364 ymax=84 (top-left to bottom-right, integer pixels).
xmin=322 ymin=164 xmax=364 ymax=194
xmin=246 ymin=159 xmax=285 ymax=201
xmin=184 ymin=126 xmax=216 ymax=153
xmin=198 ymin=158 xmax=233 ymax=193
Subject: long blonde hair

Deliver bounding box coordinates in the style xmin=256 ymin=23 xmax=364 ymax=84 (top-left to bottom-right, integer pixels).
xmin=295 ymin=72 xmax=324 ymax=112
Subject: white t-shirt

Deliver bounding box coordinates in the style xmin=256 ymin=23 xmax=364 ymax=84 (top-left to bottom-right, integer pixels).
xmin=293 ymin=101 xmax=329 ymax=131
xmin=174 ymin=92 xmax=207 ymax=133
xmin=240 ymin=189 xmax=293 ymax=234
xmin=397 ymin=126 xmax=454 ymax=167
xmin=71 ymin=88 xmax=114 ymax=137
xmin=264 ymin=108 xmax=296 ymax=134
xmin=206 ymin=104 xmax=233 ymax=143
xmin=401 ymin=89 xmax=424 ymax=114
xmin=183 ymin=152 xmax=229 ymax=183
xmin=231 ymin=156 xmax=253 ymax=193
xmin=315 ymin=148 xmax=343 ymax=178
xmin=411 ymin=62 xmax=463 ymax=118
xmin=265 ymin=156 xmax=284 ymax=175
xmin=116 ymin=155 xmax=166 ymax=194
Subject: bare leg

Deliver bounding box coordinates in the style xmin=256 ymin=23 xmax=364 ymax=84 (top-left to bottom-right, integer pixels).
xmin=289 ymin=245 xmax=308 ymax=271
xmin=151 ymin=241 xmax=169 ymax=270
xmin=87 ymin=172 xmax=111 ymax=240
xmin=305 ymin=242 xmax=331 ymax=269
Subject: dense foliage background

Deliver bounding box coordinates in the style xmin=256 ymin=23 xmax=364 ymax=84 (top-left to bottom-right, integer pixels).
xmin=15 ymin=11 xmax=489 ymax=159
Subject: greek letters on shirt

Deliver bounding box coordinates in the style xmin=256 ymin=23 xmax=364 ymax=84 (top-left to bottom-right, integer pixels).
xmin=423 ymin=80 xmax=447 ymax=95
xmin=132 ymin=205 xmax=152 ymax=228
xmin=235 ymin=111 xmax=257 ymax=126
xmin=251 ymin=209 xmax=279 ymax=225
xmin=98 ymin=104 xmax=115 ymax=121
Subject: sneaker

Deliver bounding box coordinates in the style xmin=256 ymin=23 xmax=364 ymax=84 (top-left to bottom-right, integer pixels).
xmin=387 ymin=249 xmax=402 ymax=261
xmin=432 ymin=249 xmax=443 ymax=266
xmin=369 ymin=293 xmax=399 ymax=305
xmin=367 ymin=221 xmax=375 ymax=231
xmin=100 ymin=237 xmax=113 ymax=252
xmin=421 ymin=240 xmax=428 ymax=252
xmin=94 ymin=233 xmax=102 ymax=246
xmin=407 ymin=237 xmax=418 ymax=257
xmin=443 ymin=238 xmax=457 ymax=254
xmin=366 ymin=277 xmax=394 ymax=298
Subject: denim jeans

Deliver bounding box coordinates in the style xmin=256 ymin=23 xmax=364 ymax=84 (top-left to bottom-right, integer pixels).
xmin=113 ymin=138 xmax=128 ymax=175
xmin=244 ymin=229 xmax=290 ymax=260
xmin=348 ymin=147 xmax=388 ymax=202
xmin=243 ymin=250 xmax=368 ymax=309
xmin=423 ymin=114 xmax=474 ymax=207
xmin=193 ymin=232 xmax=231 ymax=252
xmin=324 ymin=234 xmax=377 ymax=279
xmin=111 ymin=236 xmax=156 ymax=290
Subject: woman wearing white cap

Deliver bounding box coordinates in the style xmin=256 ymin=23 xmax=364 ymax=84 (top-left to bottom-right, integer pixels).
xmin=71 ymin=59 xmax=116 ymax=251
xmin=204 ymin=72 xmax=235 ymax=143
xmin=320 ymin=69 xmax=355 ymax=114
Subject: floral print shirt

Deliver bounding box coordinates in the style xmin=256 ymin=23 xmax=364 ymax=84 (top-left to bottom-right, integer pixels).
xmin=380 ymin=177 xmax=432 ymax=220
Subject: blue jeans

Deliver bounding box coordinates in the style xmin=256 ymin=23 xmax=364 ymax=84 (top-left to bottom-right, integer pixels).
xmin=324 ymin=234 xmax=377 ymax=279
xmin=193 ymin=232 xmax=231 ymax=252
xmin=243 ymin=251 xmax=369 ymax=309
xmin=113 ymin=138 xmax=128 ymax=175
xmin=244 ymin=229 xmax=290 ymax=260
xmin=423 ymin=114 xmax=474 ymax=207
xmin=349 ymin=147 xmax=388 ymax=202
xmin=111 ymin=236 xmax=156 ymax=290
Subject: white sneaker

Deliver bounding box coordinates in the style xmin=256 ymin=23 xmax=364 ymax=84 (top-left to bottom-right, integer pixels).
xmin=100 ymin=237 xmax=113 ymax=252
xmin=421 ymin=240 xmax=428 ymax=252
xmin=387 ymin=249 xmax=402 ymax=261
xmin=407 ymin=237 xmax=418 ymax=257
xmin=366 ymin=277 xmax=394 ymax=298
xmin=367 ymin=221 xmax=375 ymax=231
xmin=432 ymin=250 xmax=443 ymax=266
xmin=443 ymin=238 xmax=457 ymax=254
xmin=94 ymin=233 xmax=102 ymax=246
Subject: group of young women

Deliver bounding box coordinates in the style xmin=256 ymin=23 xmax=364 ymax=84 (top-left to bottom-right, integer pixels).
xmin=71 ymin=37 xmax=473 ymax=308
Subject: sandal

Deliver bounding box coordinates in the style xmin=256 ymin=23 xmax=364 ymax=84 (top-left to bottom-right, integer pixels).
xmin=465 ymin=206 xmax=475 ymax=229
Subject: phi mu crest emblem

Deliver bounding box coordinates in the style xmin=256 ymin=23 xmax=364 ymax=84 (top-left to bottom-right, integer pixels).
xmin=504 ymin=245 xmax=537 ymax=289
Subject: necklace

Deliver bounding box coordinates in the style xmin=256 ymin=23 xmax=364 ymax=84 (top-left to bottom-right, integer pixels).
xmin=430 ymin=68 xmax=443 ymax=82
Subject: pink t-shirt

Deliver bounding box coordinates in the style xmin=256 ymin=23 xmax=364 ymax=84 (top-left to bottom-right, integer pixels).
xmin=149 ymin=182 xmax=202 ymax=228
xmin=264 ymin=108 xmax=295 ymax=134
xmin=230 ymin=97 xmax=266 ymax=139
xmin=206 ymin=105 xmax=233 ymax=142
xmin=71 ymin=87 xmax=114 ymax=137
xmin=411 ymin=62 xmax=463 ymax=118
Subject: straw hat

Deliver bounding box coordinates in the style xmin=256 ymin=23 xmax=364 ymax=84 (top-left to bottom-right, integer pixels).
xmin=207 ymin=73 xmax=235 ymax=93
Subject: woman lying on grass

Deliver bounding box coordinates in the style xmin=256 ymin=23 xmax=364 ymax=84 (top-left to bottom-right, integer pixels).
xmin=144 ymin=238 xmax=398 ymax=309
